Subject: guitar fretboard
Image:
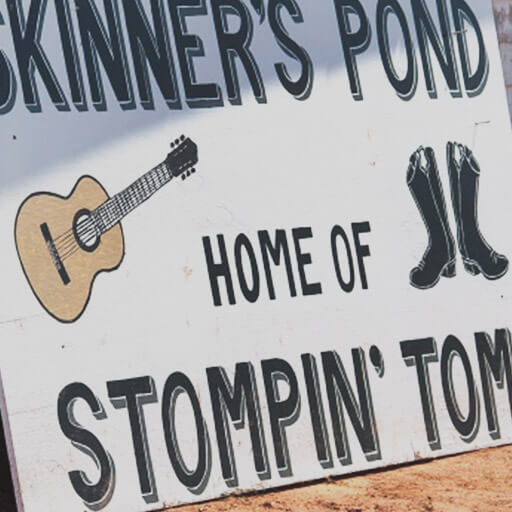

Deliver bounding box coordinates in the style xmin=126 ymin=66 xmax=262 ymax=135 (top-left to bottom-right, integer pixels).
xmin=94 ymin=162 xmax=172 ymax=234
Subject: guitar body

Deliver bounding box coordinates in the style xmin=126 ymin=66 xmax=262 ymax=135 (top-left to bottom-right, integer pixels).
xmin=14 ymin=136 xmax=197 ymax=322
xmin=15 ymin=176 xmax=125 ymax=323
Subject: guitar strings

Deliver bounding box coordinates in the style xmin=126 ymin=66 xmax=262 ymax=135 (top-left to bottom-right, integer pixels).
xmin=56 ymin=172 xmax=168 ymax=257
xmin=60 ymin=223 xmax=102 ymax=261
xmin=54 ymin=220 xmax=93 ymax=242
xmin=53 ymin=221 xmax=92 ymax=246
xmin=54 ymin=221 xmax=96 ymax=252
xmin=60 ymin=229 xmax=99 ymax=261
xmin=54 ymin=220 xmax=98 ymax=259
xmin=56 ymin=221 xmax=93 ymax=246
xmin=54 ymin=161 xmax=176 ymax=262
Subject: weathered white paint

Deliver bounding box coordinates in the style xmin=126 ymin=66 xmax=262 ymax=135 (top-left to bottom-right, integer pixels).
xmin=0 ymin=2 xmax=511 ymax=512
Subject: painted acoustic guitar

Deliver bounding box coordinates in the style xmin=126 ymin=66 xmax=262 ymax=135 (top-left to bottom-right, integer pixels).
xmin=15 ymin=136 xmax=198 ymax=323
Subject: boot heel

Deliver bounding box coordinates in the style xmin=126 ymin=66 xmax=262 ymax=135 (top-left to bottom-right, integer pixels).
xmin=464 ymin=261 xmax=481 ymax=276
xmin=442 ymin=261 xmax=456 ymax=278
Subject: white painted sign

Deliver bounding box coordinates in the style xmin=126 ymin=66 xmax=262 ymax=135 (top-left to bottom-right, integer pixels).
xmin=0 ymin=0 xmax=512 ymax=511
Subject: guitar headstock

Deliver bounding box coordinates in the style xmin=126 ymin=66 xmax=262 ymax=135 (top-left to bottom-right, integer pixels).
xmin=166 ymin=135 xmax=199 ymax=181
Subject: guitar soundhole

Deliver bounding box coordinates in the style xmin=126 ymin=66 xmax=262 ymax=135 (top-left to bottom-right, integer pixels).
xmin=73 ymin=209 xmax=100 ymax=253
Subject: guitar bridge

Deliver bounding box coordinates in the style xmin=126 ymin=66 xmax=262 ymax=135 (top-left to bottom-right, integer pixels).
xmin=40 ymin=223 xmax=70 ymax=285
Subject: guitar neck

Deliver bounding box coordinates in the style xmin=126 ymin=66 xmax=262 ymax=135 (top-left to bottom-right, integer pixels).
xmin=94 ymin=160 xmax=172 ymax=234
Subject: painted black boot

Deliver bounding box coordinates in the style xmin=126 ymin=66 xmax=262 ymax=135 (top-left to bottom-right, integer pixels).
xmin=407 ymin=147 xmax=456 ymax=289
xmin=447 ymin=142 xmax=508 ymax=280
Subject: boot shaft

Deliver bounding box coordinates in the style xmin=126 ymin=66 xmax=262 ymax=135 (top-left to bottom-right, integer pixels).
xmin=447 ymin=143 xmax=482 ymax=256
xmin=407 ymin=147 xmax=456 ymax=289
xmin=446 ymin=142 xmax=508 ymax=280
xmin=408 ymin=147 xmax=455 ymax=259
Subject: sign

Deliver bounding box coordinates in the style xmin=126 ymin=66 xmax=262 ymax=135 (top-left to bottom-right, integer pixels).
xmin=0 ymin=0 xmax=511 ymax=510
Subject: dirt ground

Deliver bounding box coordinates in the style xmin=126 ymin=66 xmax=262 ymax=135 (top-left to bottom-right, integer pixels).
xmin=175 ymin=446 xmax=512 ymax=512
xmin=0 ymin=444 xmax=511 ymax=510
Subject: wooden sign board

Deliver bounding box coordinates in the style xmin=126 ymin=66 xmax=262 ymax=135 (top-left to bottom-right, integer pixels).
xmin=0 ymin=1 xmax=511 ymax=511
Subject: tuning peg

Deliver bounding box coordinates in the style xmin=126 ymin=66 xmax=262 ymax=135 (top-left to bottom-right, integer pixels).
xmin=174 ymin=138 xmax=180 ymax=146
xmin=191 ymin=168 xmax=196 ymax=174
xmin=186 ymin=170 xmax=191 ymax=177
xmin=181 ymin=174 xmax=186 ymax=181
xmin=180 ymin=134 xmax=185 ymax=141
xmin=170 ymin=142 xmax=175 ymax=148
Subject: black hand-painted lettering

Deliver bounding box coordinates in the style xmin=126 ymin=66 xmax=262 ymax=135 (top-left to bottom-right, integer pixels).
xmin=411 ymin=0 xmax=460 ymax=98
xmin=400 ymin=338 xmax=441 ymax=449
xmin=292 ymin=227 xmax=322 ymax=296
xmin=333 ymin=0 xmax=371 ymax=100
xmin=107 ymin=376 xmax=159 ymax=503
xmin=234 ymin=234 xmax=260 ymax=303
xmin=57 ymin=383 xmax=114 ymax=510
xmin=261 ymin=358 xmax=300 ymax=477
xmin=376 ymin=0 xmax=417 ymax=100
xmin=258 ymin=230 xmax=297 ymax=300
xmin=301 ymin=354 xmax=333 ymax=468
xmin=440 ymin=335 xmax=479 ymax=442
xmin=162 ymin=372 xmax=211 ymax=492
xmin=322 ymin=349 xmax=380 ymax=465
xmin=55 ymin=0 xmax=86 ymax=110
xmin=451 ymin=0 xmax=488 ymax=97
xmin=168 ymin=0 xmax=223 ymax=107
xmin=476 ymin=329 xmax=512 ymax=440
xmin=211 ymin=0 xmax=266 ymax=105
xmin=203 ymin=235 xmax=236 ymax=306
xmin=122 ymin=0 xmax=180 ymax=109
xmin=75 ymin=0 xmax=134 ymax=110
xmin=7 ymin=0 xmax=68 ymax=112
xmin=268 ymin=0 xmax=313 ymax=100
xmin=207 ymin=363 xmax=270 ymax=486
xmin=352 ymin=222 xmax=371 ymax=290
